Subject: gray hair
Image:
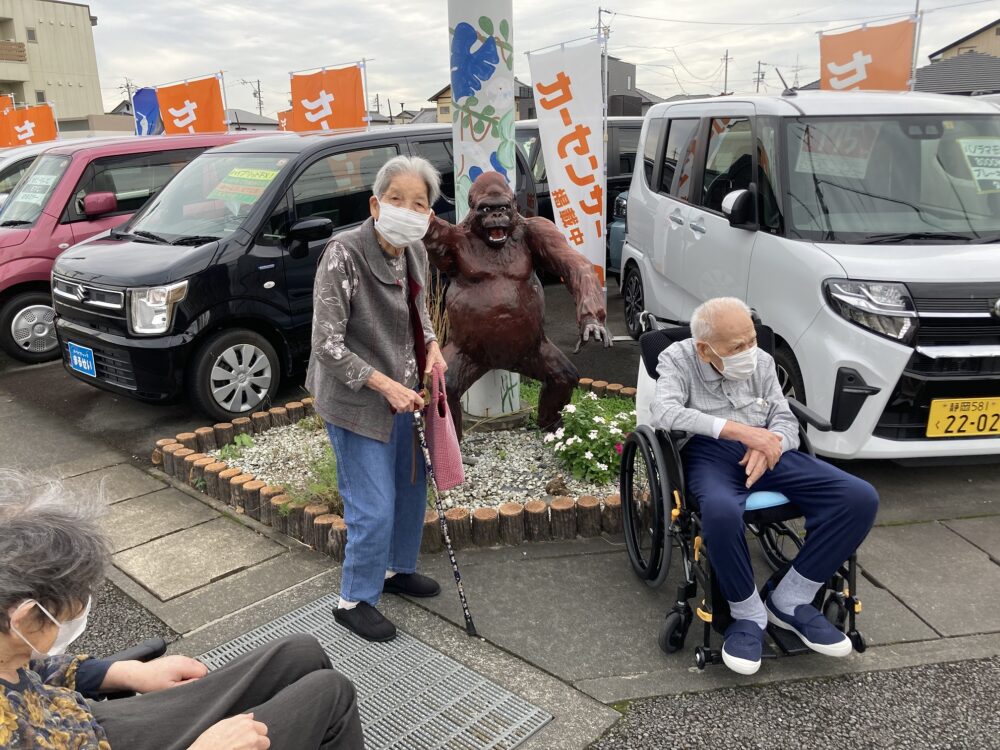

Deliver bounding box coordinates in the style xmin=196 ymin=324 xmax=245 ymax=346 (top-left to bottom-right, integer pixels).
xmin=0 ymin=470 xmax=108 ymax=630
xmin=372 ymin=155 xmax=441 ymax=206
xmin=690 ymin=297 xmax=753 ymax=343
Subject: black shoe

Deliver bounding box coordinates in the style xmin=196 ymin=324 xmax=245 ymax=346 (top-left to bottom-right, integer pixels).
xmin=382 ymin=572 xmax=441 ymax=598
xmin=333 ymin=602 xmax=397 ymax=642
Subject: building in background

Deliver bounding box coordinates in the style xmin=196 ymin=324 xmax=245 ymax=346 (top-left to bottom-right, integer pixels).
xmin=915 ymin=51 xmax=1000 ymax=96
xmin=0 ymin=0 xmax=104 ymax=126
xmin=929 ymin=17 xmax=1000 ymax=61
xmin=429 ymin=78 xmax=534 ymax=122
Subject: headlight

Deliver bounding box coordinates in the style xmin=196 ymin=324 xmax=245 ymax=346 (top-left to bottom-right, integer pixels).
xmin=129 ymin=281 xmax=188 ymax=335
xmin=613 ymin=193 xmax=628 ymax=220
xmin=823 ymin=279 xmax=917 ymax=344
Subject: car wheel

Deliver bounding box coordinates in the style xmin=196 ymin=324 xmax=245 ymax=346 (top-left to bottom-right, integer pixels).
xmin=774 ymin=344 xmax=805 ymax=403
xmin=0 ymin=291 xmax=60 ymax=363
xmin=623 ymin=265 xmax=644 ymax=340
xmin=190 ymin=328 xmax=281 ymax=422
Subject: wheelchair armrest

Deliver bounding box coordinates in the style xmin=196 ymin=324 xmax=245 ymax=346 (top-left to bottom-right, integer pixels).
xmin=103 ymin=637 xmax=168 ymax=664
xmin=788 ymin=398 xmax=832 ymax=432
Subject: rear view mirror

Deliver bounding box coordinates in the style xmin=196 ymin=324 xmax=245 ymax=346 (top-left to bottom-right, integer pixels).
xmin=721 ymin=189 xmax=754 ymax=228
xmin=83 ymin=191 xmax=118 ymax=218
xmin=287 ymin=217 xmax=333 ymax=259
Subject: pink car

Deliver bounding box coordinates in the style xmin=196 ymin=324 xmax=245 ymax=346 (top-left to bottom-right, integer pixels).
xmin=0 ymin=133 xmax=264 ymax=362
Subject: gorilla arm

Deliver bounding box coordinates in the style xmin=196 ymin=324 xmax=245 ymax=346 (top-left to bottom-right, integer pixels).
xmin=524 ymin=216 xmax=611 ymax=350
xmin=422 ymin=214 xmax=465 ymax=275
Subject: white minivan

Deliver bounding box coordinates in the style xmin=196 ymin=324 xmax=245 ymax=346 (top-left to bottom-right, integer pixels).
xmin=622 ymin=91 xmax=1000 ymax=460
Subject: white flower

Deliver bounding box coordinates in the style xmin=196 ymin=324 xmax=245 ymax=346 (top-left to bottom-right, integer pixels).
xmin=593 ymin=416 xmax=606 ymax=424
xmin=543 ymin=433 xmax=556 ymax=443
xmin=587 ymin=430 xmax=599 ymax=440
xmin=616 ymin=412 xmax=630 ymax=420
xmin=563 ymin=404 xmax=577 ymax=414
xmin=555 ymin=427 xmax=565 ymax=439
xmin=609 ymin=426 xmax=623 ymax=436
xmin=554 ymin=441 xmax=564 ymax=451
xmin=586 ymin=391 xmax=599 ymax=400
xmin=584 ymin=451 xmax=594 ymax=460
xmin=597 ymin=462 xmax=608 ymax=471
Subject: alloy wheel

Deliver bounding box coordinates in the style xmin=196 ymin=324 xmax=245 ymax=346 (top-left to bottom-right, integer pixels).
xmin=210 ymin=343 xmax=273 ymax=414
xmin=623 ymin=271 xmax=643 ymax=335
xmin=11 ymin=304 xmax=57 ymax=354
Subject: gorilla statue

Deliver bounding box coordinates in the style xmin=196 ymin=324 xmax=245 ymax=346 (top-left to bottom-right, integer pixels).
xmin=423 ymin=171 xmax=610 ymax=438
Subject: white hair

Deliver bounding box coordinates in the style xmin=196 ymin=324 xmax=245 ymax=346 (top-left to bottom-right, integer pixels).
xmin=690 ymin=297 xmax=752 ymax=343
xmin=372 ymin=155 xmax=441 ymax=206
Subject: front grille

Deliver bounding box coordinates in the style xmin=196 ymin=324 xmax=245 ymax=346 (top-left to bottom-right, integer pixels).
xmin=52 ymin=276 xmax=126 ymax=316
xmin=63 ymin=341 xmax=136 ymax=390
xmin=907 ymin=353 xmax=1000 ymax=378
xmin=910 ymin=281 xmax=1000 ymax=315
xmin=916 ymin=321 xmax=1000 ymax=346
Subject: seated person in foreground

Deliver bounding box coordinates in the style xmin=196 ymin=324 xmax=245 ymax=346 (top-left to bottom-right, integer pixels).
xmin=0 ymin=469 xmax=363 ymax=750
xmin=649 ymin=297 xmax=878 ymax=676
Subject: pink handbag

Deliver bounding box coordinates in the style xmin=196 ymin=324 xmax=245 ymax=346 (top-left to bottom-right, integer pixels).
xmin=424 ymin=364 xmax=465 ymax=491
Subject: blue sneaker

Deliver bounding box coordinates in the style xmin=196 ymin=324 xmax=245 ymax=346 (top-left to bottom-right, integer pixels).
xmin=721 ymin=619 xmax=765 ymax=675
xmin=766 ymin=596 xmax=852 ymax=657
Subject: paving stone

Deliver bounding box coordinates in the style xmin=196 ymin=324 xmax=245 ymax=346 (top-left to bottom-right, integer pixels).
xmin=861 ymin=522 xmax=1000 ymax=637
xmin=60 ymin=463 xmax=167 ymax=505
xmin=113 ymin=517 xmax=285 ymax=601
xmin=942 ymin=516 xmax=1000 ymax=563
xmin=104 ymin=488 xmax=218 ymax=553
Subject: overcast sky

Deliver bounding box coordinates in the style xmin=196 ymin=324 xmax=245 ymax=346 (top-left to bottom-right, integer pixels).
xmin=91 ymin=1 xmax=997 ymax=118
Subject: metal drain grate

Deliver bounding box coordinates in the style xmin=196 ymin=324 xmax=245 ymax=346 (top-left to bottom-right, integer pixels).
xmin=199 ymin=593 xmax=551 ymax=750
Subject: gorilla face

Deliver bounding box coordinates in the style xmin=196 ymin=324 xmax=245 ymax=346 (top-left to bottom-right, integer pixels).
xmin=468 ymin=172 xmax=517 ymax=248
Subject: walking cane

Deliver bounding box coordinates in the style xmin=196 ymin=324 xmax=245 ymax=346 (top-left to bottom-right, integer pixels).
xmin=412 ymin=409 xmax=479 ymax=637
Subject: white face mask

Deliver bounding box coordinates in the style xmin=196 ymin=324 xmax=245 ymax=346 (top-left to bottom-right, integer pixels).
xmin=11 ymin=598 xmax=91 ymax=659
xmin=710 ymin=344 xmax=758 ymax=382
xmin=374 ymin=200 xmax=431 ymax=248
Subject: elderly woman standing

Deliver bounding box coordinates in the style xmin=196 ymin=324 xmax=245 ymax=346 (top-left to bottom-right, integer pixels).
xmin=0 ymin=470 xmax=363 ymax=749
xmin=307 ymin=155 xmax=447 ymax=642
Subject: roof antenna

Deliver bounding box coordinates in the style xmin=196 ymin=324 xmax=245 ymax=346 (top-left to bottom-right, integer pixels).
xmin=774 ymin=67 xmax=796 ymax=97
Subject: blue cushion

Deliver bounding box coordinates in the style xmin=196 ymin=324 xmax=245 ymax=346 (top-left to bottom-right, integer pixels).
xmin=745 ymin=491 xmax=790 ymax=512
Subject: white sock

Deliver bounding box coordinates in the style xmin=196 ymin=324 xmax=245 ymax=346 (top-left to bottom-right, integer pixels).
xmin=384 ymin=570 xmax=397 ymax=580
xmin=728 ymin=590 xmax=767 ymax=630
xmin=770 ymin=567 xmax=823 ymax=616
xmin=338 ymin=598 xmax=359 ymax=610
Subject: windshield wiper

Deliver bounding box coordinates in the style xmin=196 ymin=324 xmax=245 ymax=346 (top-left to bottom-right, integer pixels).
xmin=132 ymin=229 xmax=170 ymax=243
xmin=860 ymin=231 xmax=974 ymax=244
xmin=0 ymin=219 xmax=31 ymax=227
xmin=170 ymin=235 xmax=220 ymax=246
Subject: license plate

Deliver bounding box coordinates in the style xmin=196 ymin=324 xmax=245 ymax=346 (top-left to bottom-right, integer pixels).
xmin=67 ymin=342 xmax=97 ymax=378
xmin=926 ymin=397 xmax=1000 ymax=438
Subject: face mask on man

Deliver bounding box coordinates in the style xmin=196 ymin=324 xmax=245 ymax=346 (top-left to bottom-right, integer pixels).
xmin=10 ymin=597 xmax=91 ymax=659
xmin=375 ymin=200 xmax=431 ymax=248
xmin=710 ymin=344 xmax=758 ymax=382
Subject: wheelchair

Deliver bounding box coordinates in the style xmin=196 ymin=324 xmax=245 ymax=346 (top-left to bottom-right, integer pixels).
xmin=622 ymin=316 xmax=866 ymax=669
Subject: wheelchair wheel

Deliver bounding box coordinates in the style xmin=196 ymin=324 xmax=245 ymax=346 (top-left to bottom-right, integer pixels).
xmin=620 ymin=432 xmax=666 ymax=582
xmin=753 ymin=520 xmax=804 ymax=571
xmin=823 ymin=594 xmax=849 ymax=631
xmin=657 ymin=609 xmax=692 ymax=654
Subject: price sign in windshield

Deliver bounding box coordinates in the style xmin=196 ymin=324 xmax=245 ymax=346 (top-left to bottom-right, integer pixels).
xmin=208 ymin=167 xmax=280 ymax=204
xmin=958 ymin=138 xmax=1000 ymax=194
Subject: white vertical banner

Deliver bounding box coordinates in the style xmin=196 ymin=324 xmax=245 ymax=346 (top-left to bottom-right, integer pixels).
xmin=529 ymin=40 xmax=607 ymax=288
xmin=447 ymin=0 xmax=516 ymax=220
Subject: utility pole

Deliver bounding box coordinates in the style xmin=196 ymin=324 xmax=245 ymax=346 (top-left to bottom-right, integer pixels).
xmin=388 ymin=98 xmax=393 ymax=125
xmin=119 ymin=76 xmax=136 ymax=104
xmin=239 ymin=79 xmax=264 ymax=116
xmin=754 ymin=61 xmax=764 ymax=93
xmin=721 ymin=50 xmax=733 ymax=95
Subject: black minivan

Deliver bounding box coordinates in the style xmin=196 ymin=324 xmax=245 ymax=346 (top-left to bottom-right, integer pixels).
xmin=52 ymin=125 xmax=536 ymax=421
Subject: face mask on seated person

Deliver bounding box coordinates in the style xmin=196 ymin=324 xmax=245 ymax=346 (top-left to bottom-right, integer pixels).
xmin=375 ymin=200 xmax=431 ymax=248
xmin=710 ymin=344 xmax=758 ymax=382
xmin=10 ymin=597 xmax=91 ymax=658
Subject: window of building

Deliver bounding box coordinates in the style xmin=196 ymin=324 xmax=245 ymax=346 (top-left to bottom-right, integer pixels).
xmin=627 ymin=75 xmax=632 ymax=90
xmin=26 ymin=27 xmax=37 ymax=43
xmin=35 ymin=90 xmax=45 ymax=104
xmin=292 ymin=145 xmax=399 ymax=228
xmin=659 ymin=118 xmax=699 ymax=200
xmin=439 ymin=105 xmax=450 ymax=115
xmin=700 ymin=118 xmax=753 ymax=212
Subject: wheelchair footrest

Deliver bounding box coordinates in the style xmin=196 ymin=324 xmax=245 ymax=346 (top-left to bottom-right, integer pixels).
xmin=760 ymin=641 xmax=779 ymax=660
xmin=766 ymin=624 xmax=812 ymax=656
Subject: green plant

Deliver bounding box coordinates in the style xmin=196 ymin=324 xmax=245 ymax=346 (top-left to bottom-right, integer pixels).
xmin=549 ymin=391 xmax=636 ymax=484
xmin=192 ymin=477 xmax=207 ymax=492
xmin=295 ymin=414 xmax=324 ymax=432
xmin=218 ymin=433 xmax=254 ymax=463
xmin=287 ymin=444 xmax=343 ymax=516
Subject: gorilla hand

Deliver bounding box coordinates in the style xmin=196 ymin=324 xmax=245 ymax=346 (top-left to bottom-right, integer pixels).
xmin=573 ymin=318 xmax=612 ymax=353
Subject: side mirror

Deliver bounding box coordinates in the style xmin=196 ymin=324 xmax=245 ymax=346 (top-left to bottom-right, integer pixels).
xmin=287 ymin=217 xmax=333 ymax=259
xmin=83 ymin=191 xmax=118 ymax=218
xmin=721 ymin=189 xmax=754 ymax=228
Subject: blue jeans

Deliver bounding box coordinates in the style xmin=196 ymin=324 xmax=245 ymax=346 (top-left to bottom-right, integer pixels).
xmin=326 ymin=413 xmax=427 ymax=606
xmin=683 ymin=436 xmax=879 ymax=603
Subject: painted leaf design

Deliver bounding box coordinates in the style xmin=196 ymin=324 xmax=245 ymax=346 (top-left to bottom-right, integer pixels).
xmin=479 ymin=16 xmax=494 ymax=36
xmin=450 ymin=21 xmax=499 ymax=101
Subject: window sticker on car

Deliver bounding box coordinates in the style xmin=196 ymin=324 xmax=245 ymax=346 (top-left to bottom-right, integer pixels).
xmin=957 ymin=138 xmax=1000 ymax=194
xmin=16 ymin=173 xmax=59 ymax=205
xmin=208 ymin=168 xmax=281 ymax=203
xmin=794 ymin=122 xmax=881 ymax=179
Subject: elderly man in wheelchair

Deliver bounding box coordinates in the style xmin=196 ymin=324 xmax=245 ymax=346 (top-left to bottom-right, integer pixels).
xmin=626 ymin=297 xmax=878 ymax=676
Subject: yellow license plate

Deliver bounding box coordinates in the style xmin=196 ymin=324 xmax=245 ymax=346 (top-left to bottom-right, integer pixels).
xmin=926 ymin=398 xmax=1000 ymax=437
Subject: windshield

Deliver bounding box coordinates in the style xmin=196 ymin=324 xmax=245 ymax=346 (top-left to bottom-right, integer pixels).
xmin=783 ymin=115 xmax=1000 ymax=243
xmin=124 ymin=153 xmax=289 ymax=243
xmin=0 ymin=154 xmax=70 ymax=227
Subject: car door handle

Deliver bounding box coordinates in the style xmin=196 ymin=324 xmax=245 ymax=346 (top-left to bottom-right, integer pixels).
xmin=669 ymin=214 xmax=685 ymax=226
xmin=690 ymin=221 xmax=706 ymax=234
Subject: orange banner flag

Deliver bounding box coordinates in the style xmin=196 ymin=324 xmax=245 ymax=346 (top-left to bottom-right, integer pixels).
xmin=0 ymin=95 xmax=14 ymax=111
xmin=156 ymin=76 xmax=227 ymax=135
xmin=2 ymin=105 xmax=58 ymax=147
xmin=820 ymin=19 xmax=916 ymax=92
xmin=277 ymin=108 xmax=293 ymax=131
xmin=290 ymin=66 xmax=366 ymax=132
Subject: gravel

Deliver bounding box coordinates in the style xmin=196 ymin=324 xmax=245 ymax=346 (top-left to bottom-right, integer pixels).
xmin=74 ymin=580 xmax=177 ymax=657
xmin=211 ymin=423 xmax=616 ymax=508
xmin=591 ymin=657 xmax=1000 ymax=749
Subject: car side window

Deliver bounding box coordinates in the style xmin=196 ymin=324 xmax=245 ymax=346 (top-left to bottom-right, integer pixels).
xmin=291 ymin=144 xmax=399 ymax=228
xmin=66 ymin=148 xmax=205 ymax=222
xmin=0 ymin=157 xmax=35 ymax=194
xmin=258 ymin=191 xmax=292 ymax=247
xmin=700 ymin=118 xmax=753 ymax=213
xmin=410 ymin=139 xmax=455 ymax=204
xmin=641 ymin=119 xmax=663 ymax=187
xmin=615 ymin=127 xmax=640 ymax=177
xmin=659 ymin=118 xmax=699 ymax=201
xmin=756 ymin=119 xmax=783 ymax=233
